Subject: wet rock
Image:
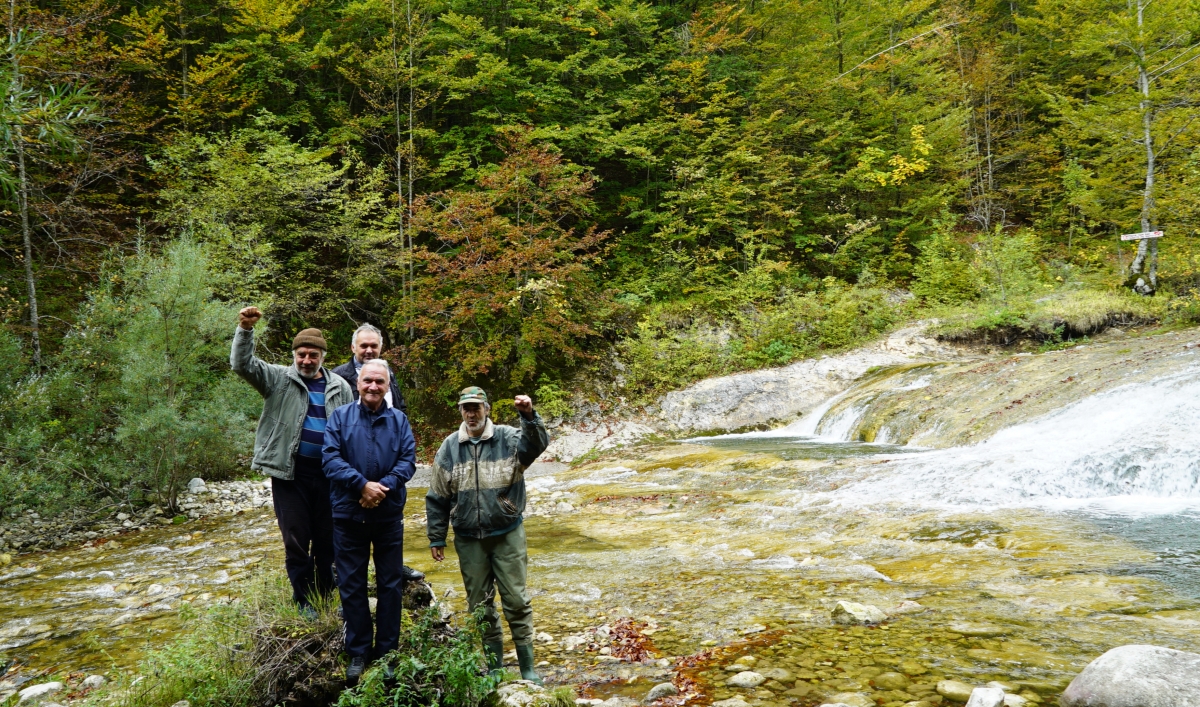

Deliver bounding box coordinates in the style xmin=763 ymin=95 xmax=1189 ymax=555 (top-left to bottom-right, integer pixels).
xmin=81 ymin=675 xmax=106 ymax=689
xmin=496 ymin=680 xmax=552 ymax=707
xmin=171 ymin=702 xmax=190 ymax=707
xmin=964 ymin=688 xmax=1004 ymax=707
xmin=949 ymin=623 xmax=1008 ymax=638
xmin=937 ymin=681 xmax=976 ymax=702
xmin=1002 ymin=695 xmax=1028 ymax=707
xmin=760 ymin=668 xmax=792 ymax=682
xmin=555 ymin=502 xmax=575 ymax=513
xmin=827 ymin=693 xmax=875 ymax=707
xmin=1060 ymin=644 xmax=1200 ymax=707
xmin=831 ymin=601 xmax=887 ymax=625
xmin=17 ymin=682 xmax=63 ymax=703
xmin=727 ymin=671 xmax=765 ymax=688
xmin=645 ymin=683 xmax=678 ymax=702
xmin=889 ymin=600 xmax=924 ymax=615
xmin=712 ymin=699 xmax=750 ymax=707
xmin=875 ymin=672 xmax=910 ymax=690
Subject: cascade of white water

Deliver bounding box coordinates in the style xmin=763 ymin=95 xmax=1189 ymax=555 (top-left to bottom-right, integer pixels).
xmin=823 ymin=367 xmax=1200 ymax=513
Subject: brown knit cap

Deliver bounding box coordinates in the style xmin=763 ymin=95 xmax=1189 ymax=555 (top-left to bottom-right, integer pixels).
xmin=292 ymin=328 xmax=328 ymax=351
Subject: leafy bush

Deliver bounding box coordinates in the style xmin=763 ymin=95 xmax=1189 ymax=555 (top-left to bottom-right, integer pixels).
xmin=911 ymin=225 xmax=982 ymax=305
xmin=932 ymin=289 xmax=1164 ymax=343
xmin=0 ymin=241 xmax=257 ymax=516
xmin=337 ymin=607 xmax=499 ymax=707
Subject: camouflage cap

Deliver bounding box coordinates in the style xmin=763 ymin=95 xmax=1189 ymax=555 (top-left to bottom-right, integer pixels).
xmin=458 ymin=386 xmax=488 ymax=405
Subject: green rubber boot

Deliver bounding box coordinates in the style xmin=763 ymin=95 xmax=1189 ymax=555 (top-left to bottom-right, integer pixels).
xmin=515 ymin=643 xmax=542 ymax=685
xmin=484 ymin=640 xmax=505 ymax=675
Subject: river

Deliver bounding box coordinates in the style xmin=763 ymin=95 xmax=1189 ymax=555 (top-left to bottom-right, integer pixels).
xmin=3 ymin=335 xmax=1200 ymax=705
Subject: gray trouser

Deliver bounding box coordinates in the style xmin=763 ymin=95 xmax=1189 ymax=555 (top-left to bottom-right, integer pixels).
xmin=453 ymin=523 xmax=534 ymax=645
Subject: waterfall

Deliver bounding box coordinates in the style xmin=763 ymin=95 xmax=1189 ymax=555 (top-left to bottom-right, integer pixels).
xmin=825 ymin=367 xmax=1200 ymax=513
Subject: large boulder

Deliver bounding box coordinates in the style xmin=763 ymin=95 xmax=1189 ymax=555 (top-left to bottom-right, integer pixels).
xmin=1061 ymin=645 xmax=1200 ymax=707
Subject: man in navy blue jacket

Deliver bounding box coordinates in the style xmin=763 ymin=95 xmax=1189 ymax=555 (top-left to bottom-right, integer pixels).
xmin=322 ymin=358 xmax=417 ymax=686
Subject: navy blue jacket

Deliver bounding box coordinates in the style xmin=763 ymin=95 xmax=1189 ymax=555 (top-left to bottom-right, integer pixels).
xmin=322 ymin=400 xmax=417 ymax=522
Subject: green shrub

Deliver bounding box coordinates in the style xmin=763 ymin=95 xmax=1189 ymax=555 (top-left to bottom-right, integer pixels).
xmin=337 ymin=607 xmax=499 ymax=707
xmin=911 ymin=228 xmax=982 ymax=305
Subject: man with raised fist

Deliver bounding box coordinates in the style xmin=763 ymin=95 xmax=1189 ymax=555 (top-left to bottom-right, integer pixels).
xmin=230 ymin=306 xmax=353 ymax=616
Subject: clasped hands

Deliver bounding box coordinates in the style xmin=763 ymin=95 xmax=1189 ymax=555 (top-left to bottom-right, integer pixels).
xmin=360 ymin=480 xmax=390 ymax=508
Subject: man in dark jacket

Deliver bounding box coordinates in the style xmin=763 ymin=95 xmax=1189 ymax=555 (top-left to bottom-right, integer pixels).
xmin=426 ymin=386 xmax=549 ymax=684
xmin=330 ymin=323 xmax=423 ymax=585
xmin=323 ymin=359 xmax=417 ymax=685
xmin=331 ymin=323 xmax=407 ymax=412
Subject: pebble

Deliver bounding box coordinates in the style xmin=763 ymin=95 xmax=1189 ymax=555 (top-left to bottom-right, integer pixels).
xmin=937 ymin=680 xmax=976 ymax=702
xmin=831 ymin=601 xmax=887 ymax=625
xmin=874 ymin=672 xmax=910 ymax=690
xmin=827 ymin=694 xmax=875 ymax=707
xmin=964 ymin=688 xmax=1005 ymax=707
xmin=645 ymin=682 xmax=678 ymax=702
xmin=187 ymin=478 xmax=208 ymax=494
xmin=712 ymin=699 xmax=750 ymax=707
xmin=949 ymin=623 xmax=1008 ymax=638
xmin=17 ymin=682 xmax=63 ymax=704
xmin=726 ymin=671 xmax=765 ymax=688
xmin=81 ymin=675 xmax=106 ymax=689
xmin=889 ymin=600 xmax=924 ymax=615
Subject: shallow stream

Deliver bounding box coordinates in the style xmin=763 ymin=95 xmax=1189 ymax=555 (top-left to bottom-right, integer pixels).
xmin=4 ymin=333 xmax=1200 ymax=706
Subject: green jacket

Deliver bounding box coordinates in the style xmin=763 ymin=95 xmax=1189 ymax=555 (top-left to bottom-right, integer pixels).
xmin=426 ymin=414 xmax=550 ymax=546
xmin=230 ymin=327 xmax=353 ymax=480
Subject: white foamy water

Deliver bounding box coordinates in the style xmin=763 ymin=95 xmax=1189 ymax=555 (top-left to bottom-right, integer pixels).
xmin=822 ymin=368 xmax=1200 ymax=513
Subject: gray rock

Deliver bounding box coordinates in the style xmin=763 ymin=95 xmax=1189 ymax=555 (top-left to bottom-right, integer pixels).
xmin=874 ymin=672 xmax=910 ymax=690
xmin=555 ymin=501 xmax=575 ymax=513
xmin=171 ymin=701 xmax=191 ymax=707
xmin=1061 ymin=644 xmax=1200 ymax=707
xmin=949 ymin=623 xmax=1008 ymax=637
xmin=81 ymin=675 xmax=106 ymax=689
xmin=726 ymin=671 xmax=766 ymax=688
xmin=831 ymin=601 xmax=887 ymax=625
xmin=759 ymin=667 xmax=792 ymax=682
xmin=645 ymin=683 xmax=678 ymax=702
xmin=964 ymin=688 xmax=1004 ymax=707
xmin=826 ymin=694 xmax=875 ymax=707
xmin=656 ymin=325 xmax=951 ymax=433
xmin=187 ymin=478 xmax=208 ymax=494
xmin=17 ymin=683 xmax=63 ymax=704
xmin=889 ymin=600 xmax=924 ymax=615
xmin=712 ymin=699 xmax=750 ymax=707
xmin=1002 ymin=695 xmax=1028 ymax=707
xmin=937 ymin=680 xmax=976 ymax=702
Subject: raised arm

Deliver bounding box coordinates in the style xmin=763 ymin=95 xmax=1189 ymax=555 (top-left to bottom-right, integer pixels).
xmin=229 ymin=306 xmax=282 ymax=396
xmin=513 ymin=395 xmax=549 ymax=470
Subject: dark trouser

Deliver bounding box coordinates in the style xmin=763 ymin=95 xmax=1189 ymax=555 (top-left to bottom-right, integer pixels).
xmin=333 ymin=517 xmax=405 ymax=659
xmin=453 ymin=523 xmax=534 ymax=645
xmin=271 ymin=471 xmax=335 ymax=607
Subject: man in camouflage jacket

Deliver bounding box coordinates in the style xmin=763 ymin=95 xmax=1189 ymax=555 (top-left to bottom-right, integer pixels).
xmin=426 ymin=386 xmax=549 ymax=683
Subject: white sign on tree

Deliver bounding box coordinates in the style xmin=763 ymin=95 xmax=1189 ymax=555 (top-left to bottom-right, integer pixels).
xmin=1120 ymin=230 xmax=1164 ymax=241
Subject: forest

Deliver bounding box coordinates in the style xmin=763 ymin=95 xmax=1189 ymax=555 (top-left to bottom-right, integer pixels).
xmin=0 ymin=0 xmax=1198 ymax=514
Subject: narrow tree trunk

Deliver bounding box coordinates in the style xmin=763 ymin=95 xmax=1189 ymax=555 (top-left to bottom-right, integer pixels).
xmin=391 ymin=0 xmax=408 ymax=328
xmin=407 ymin=0 xmax=415 ymax=339
xmin=8 ymin=0 xmax=38 ymax=365
xmin=1128 ymin=0 xmax=1157 ymax=293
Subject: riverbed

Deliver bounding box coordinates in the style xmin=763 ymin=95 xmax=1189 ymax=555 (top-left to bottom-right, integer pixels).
xmin=4 ymin=335 xmax=1200 ymax=705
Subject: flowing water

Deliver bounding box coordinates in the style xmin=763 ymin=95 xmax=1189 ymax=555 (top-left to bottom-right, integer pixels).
xmin=4 ymin=332 xmax=1200 ymax=705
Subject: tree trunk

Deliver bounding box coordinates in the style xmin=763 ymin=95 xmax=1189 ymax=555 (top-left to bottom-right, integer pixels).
xmin=1128 ymin=0 xmax=1158 ymax=294
xmin=8 ymin=0 xmax=39 ymax=365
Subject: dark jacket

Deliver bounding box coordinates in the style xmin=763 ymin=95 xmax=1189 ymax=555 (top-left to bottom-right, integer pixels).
xmin=331 ymin=360 xmax=407 ymax=413
xmin=426 ymin=414 xmax=549 ymax=546
xmin=322 ymin=400 xmax=417 ymax=522
xmin=230 ymin=327 xmax=354 ymax=480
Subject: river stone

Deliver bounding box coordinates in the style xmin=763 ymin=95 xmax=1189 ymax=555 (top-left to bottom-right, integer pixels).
xmin=890 ymin=600 xmax=924 ymax=615
xmin=964 ymin=688 xmax=1005 ymax=707
xmin=712 ymin=699 xmax=750 ymax=707
xmin=17 ymin=683 xmax=63 ymax=703
xmin=875 ymin=672 xmax=910 ymax=690
xmin=81 ymin=675 xmax=105 ymax=689
xmin=1003 ymin=695 xmax=1028 ymax=707
xmin=496 ymin=681 xmax=549 ymax=707
xmin=645 ymin=683 xmax=677 ymax=702
xmin=1060 ymin=644 xmax=1200 ymax=707
xmin=187 ymin=478 xmax=208 ymax=494
xmin=949 ymin=623 xmax=1008 ymax=638
xmin=760 ymin=668 xmax=792 ymax=682
xmin=827 ymin=694 xmax=875 ymax=707
xmin=727 ymin=671 xmax=766 ymax=688
xmin=832 ymin=601 xmax=887 ymax=625
xmin=937 ymin=680 xmax=977 ymax=702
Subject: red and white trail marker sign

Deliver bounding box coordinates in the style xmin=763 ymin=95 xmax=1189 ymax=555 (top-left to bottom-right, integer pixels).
xmin=1121 ymin=230 xmax=1164 ymax=241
